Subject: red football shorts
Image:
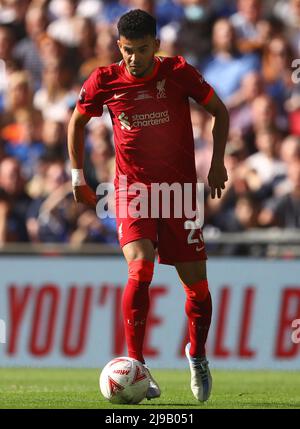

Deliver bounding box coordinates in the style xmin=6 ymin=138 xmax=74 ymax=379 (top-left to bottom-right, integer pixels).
xmin=115 ymin=187 xmax=207 ymax=265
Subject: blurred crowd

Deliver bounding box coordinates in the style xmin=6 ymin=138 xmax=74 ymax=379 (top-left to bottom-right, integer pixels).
xmin=0 ymin=0 xmax=300 ymax=254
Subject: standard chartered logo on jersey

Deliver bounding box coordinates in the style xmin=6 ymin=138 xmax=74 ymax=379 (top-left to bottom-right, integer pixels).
xmin=118 ymin=110 xmax=170 ymax=130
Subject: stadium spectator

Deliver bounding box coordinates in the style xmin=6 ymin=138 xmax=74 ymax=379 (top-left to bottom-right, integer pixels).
xmin=202 ymin=18 xmax=260 ymax=102
xmin=75 ymin=16 xmax=96 ymax=63
xmin=96 ymin=0 xmax=183 ymax=29
xmin=41 ymin=117 xmax=67 ymax=161
xmin=127 ymin=0 xmax=184 ymax=29
xmin=154 ymin=0 xmax=184 ymax=28
xmin=0 ymin=24 xmax=18 ymax=110
xmin=0 ymin=157 xmax=31 ymax=242
xmin=280 ymin=134 xmax=300 ymax=165
xmin=46 ymin=0 xmax=83 ymax=47
xmin=212 ymin=0 xmax=237 ymax=17
xmin=0 ymin=70 xmax=36 ymax=127
xmin=0 ymin=0 xmax=30 ymax=41
xmin=215 ymin=191 xmax=261 ymax=255
xmin=85 ymin=121 xmax=115 ymax=188
xmin=206 ymin=136 xmax=249 ymax=226
xmin=219 ymin=191 xmax=260 ymax=231
xmin=245 ymin=128 xmax=287 ymax=189
xmin=230 ymin=0 xmax=266 ymax=53
xmin=26 ymin=160 xmax=75 ymax=242
xmin=177 ymin=0 xmax=217 ymax=65
xmin=0 ymin=24 xmax=15 ymax=64
xmin=76 ymin=0 xmax=103 ymax=20
xmin=3 ymin=109 xmax=44 ymax=179
xmin=70 ymin=208 xmax=118 ymax=244
xmin=26 ymin=154 xmax=53 ymax=200
xmin=259 ymin=158 xmax=300 ymax=228
xmin=79 ymin=23 xmax=120 ymax=81
xmin=13 ymin=4 xmax=48 ymax=90
xmin=228 ymin=70 xmax=265 ymax=134
xmin=275 ymin=135 xmax=300 ymax=196
xmin=261 ymin=36 xmax=294 ymax=113
xmin=158 ymin=22 xmax=182 ymax=57
xmin=244 ymin=94 xmax=279 ymax=154
xmin=126 ymin=0 xmax=155 ymax=16
xmin=283 ymin=76 xmax=300 ymax=136
xmin=274 ymin=0 xmax=300 ymax=53
xmin=33 ymin=59 xmax=77 ymax=121
xmin=37 ymin=33 xmax=66 ymax=65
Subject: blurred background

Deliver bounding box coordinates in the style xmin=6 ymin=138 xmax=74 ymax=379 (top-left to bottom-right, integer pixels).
xmin=0 ymin=0 xmax=300 ymax=375
xmin=0 ymin=0 xmax=300 ymax=257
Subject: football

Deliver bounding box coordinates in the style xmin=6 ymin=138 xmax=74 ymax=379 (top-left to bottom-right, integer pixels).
xmin=99 ymin=357 xmax=150 ymax=404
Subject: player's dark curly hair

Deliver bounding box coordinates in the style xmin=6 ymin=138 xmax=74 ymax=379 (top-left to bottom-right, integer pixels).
xmin=117 ymin=9 xmax=156 ymax=39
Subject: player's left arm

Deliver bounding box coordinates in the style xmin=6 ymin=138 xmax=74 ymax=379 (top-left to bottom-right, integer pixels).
xmin=202 ymin=92 xmax=230 ymax=199
xmin=175 ymin=58 xmax=229 ymax=198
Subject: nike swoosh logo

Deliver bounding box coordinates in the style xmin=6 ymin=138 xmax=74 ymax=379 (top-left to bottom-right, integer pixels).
xmin=114 ymin=93 xmax=127 ymax=99
xmin=196 ymin=246 xmax=205 ymax=252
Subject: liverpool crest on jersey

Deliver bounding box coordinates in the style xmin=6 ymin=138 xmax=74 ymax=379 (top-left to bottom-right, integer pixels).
xmin=156 ymin=79 xmax=166 ymax=99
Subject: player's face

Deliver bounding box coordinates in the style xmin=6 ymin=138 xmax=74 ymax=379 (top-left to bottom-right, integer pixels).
xmin=118 ymin=35 xmax=160 ymax=78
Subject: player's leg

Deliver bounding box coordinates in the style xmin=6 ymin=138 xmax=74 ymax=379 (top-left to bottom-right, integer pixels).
xmin=122 ymin=238 xmax=161 ymax=399
xmin=157 ymin=213 xmax=212 ymax=401
xmin=116 ymin=187 xmax=161 ymax=399
xmin=122 ymin=238 xmax=155 ymax=364
xmin=157 ymin=215 xmax=212 ymax=360
xmin=175 ymin=259 xmax=212 ymax=402
xmin=175 ymin=260 xmax=211 ymax=358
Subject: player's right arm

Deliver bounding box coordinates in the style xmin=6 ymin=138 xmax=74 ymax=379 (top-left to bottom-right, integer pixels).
xmin=68 ymin=68 xmax=105 ymax=208
xmin=67 ymin=107 xmax=97 ymax=208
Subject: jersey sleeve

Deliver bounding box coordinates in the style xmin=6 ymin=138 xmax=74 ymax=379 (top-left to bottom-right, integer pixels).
xmin=176 ymin=58 xmax=214 ymax=105
xmin=76 ymin=69 xmax=104 ymax=117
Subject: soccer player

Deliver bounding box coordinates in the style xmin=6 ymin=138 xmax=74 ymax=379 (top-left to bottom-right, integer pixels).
xmin=68 ymin=9 xmax=229 ymax=402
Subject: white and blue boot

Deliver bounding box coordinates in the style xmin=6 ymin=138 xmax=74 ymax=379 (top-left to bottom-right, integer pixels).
xmin=185 ymin=343 xmax=212 ymax=402
xmin=143 ymin=364 xmax=161 ymax=400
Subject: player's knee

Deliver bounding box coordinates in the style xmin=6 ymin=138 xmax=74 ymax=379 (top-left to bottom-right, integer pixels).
xmin=128 ymin=259 xmax=154 ymax=283
xmin=183 ymin=279 xmax=209 ymax=302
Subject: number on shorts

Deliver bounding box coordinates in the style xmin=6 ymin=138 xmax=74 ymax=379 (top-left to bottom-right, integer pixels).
xmin=184 ymin=220 xmax=203 ymax=245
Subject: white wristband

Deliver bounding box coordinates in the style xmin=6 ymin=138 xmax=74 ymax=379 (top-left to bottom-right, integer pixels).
xmin=71 ymin=169 xmax=86 ymax=187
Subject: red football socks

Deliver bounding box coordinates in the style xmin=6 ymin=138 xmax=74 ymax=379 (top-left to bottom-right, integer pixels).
xmin=184 ymin=280 xmax=212 ymax=358
xmin=122 ymin=260 xmax=154 ymax=364
xmin=122 ymin=261 xmax=212 ymax=361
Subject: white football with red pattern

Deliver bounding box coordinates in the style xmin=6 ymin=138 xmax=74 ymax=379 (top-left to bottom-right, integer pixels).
xmin=99 ymin=357 xmax=150 ymax=404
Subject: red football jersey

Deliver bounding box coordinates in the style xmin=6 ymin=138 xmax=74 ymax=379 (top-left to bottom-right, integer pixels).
xmin=76 ymin=56 xmax=214 ymax=188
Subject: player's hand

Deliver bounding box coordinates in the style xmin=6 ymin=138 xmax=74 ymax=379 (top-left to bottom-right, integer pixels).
xmin=72 ymin=184 xmax=97 ymax=208
xmin=207 ymin=159 xmax=228 ymax=199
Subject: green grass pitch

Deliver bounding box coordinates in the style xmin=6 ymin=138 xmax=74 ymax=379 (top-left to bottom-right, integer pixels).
xmin=0 ymin=368 xmax=299 ymax=409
